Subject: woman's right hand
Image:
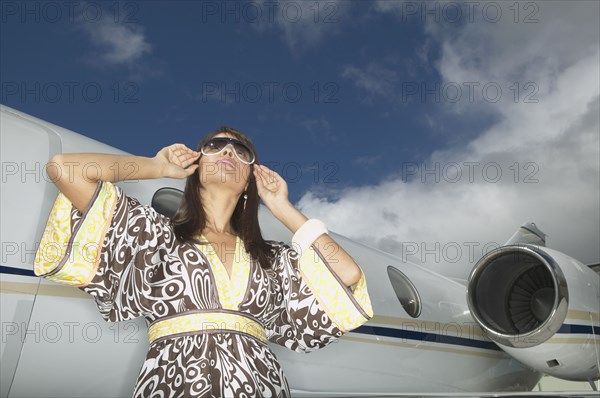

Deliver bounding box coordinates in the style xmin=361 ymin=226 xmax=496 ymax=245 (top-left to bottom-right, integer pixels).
xmin=153 ymin=144 xmax=200 ymax=179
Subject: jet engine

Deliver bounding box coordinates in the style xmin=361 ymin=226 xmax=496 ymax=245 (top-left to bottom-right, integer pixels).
xmin=467 ymin=244 xmax=600 ymax=381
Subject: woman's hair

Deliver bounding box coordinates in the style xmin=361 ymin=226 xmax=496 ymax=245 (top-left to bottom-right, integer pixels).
xmin=171 ymin=126 xmax=274 ymax=269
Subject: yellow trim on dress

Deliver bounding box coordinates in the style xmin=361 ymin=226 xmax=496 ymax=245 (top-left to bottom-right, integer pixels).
xmin=298 ymin=244 xmax=374 ymax=333
xmin=34 ymin=181 xmax=118 ymax=287
xmin=195 ymin=234 xmax=252 ymax=310
xmin=148 ymin=311 xmax=267 ymax=344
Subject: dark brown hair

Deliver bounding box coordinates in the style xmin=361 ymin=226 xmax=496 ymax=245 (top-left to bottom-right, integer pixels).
xmin=171 ymin=126 xmax=274 ymax=269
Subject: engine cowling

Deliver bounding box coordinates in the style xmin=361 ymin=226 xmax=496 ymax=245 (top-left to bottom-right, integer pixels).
xmin=467 ymin=244 xmax=600 ymax=381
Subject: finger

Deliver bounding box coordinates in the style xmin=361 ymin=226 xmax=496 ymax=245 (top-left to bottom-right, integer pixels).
xmin=256 ymin=166 xmax=269 ymax=188
xmin=170 ymin=143 xmax=186 ymax=155
xmin=169 ymin=147 xmax=184 ymax=163
xmin=253 ymin=168 xmax=263 ymax=188
xmin=173 ymin=148 xmax=190 ymax=158
xmin=257 ymin=164 xmax=273 ymax=180
xmin=271 ymin=170 xmax=285 ymax=185
xmin=266 ymin=166 xmax=280 ymax=180
xmin=176 ymin=150 xmax=199 ymax=167
xmin=254 ymin=166 xmax=264 ymax=178
xmin=183 ymin=147 xmax=199 ymax=156
xmin=178 ymin=153 xmax=200 ymax=164
xmin=266 ymin=169 xmax=279 ymax=185
xmin=254 ymin=165 xmax=264 ymax=181
xmin=186 ymin=164 xmax=199 ymax=176
xmin=171 ymin=144 xmax=196 ymax=157
xmin=258 ymin=164 xmax=273 ymax=176
xmin=181 ymin=155 xmax=198 ymax=168
xmin=260 ymin=173 xmax=277 ymax=191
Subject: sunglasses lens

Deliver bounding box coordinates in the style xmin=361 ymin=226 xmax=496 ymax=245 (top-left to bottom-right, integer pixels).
xmin=203 ymin=140 xmax=226 ymax=154
xmin=234 ymin=145 xmax=253 ymax=163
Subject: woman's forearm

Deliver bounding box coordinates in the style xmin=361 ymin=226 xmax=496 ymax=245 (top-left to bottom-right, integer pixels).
xmin=48 ymin=153 xmax=163 ymax=183
xmin=271 ymin=201 xmax=363 ymax=288
xmin=47 ymin=153 xmax=164 ymax=213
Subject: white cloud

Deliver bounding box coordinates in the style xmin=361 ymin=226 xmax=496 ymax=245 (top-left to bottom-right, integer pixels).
xmin=341 ymin=62 xmax=399 ymax=101
xmin=301 ymin=116 xmax=338 ymax=141
xmin=298 ymin=1 xmax=600 ymax=277
xmin=97 ymin=24 xmax=149 ymax=65
xmin=80 ymin=20 xmax=151 ymax=67
xmin=250 ymin=0 xmax=348 ymax=54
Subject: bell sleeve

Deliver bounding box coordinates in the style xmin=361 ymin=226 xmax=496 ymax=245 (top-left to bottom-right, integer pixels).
xmin=264 ymin=235 xmax=374 ymax=353
xmin=34 ymin=180 xmax=172 ymax=322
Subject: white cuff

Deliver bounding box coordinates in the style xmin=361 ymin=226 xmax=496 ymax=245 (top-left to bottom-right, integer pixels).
xmin=291 ymin=219 xmax=328 ymax=255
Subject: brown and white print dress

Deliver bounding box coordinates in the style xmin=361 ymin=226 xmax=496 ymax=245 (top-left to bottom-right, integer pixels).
xmin=34 ymin=180 xmax=374 ymax=397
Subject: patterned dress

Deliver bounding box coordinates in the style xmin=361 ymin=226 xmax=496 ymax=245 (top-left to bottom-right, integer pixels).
xmin=34 ymin=180 xmax=374 ymax=397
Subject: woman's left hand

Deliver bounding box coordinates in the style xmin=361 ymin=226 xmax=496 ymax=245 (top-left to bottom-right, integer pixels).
xmin=253 ymin=164 xmax=290 ymax=211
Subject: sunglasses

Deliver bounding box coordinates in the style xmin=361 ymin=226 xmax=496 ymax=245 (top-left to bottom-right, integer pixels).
xmin=200 ymin=137 xmax=256 ymax=165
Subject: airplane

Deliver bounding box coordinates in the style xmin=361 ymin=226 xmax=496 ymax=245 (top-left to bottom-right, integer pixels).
xmin=1 ymin=103 xmax=598 ymax=397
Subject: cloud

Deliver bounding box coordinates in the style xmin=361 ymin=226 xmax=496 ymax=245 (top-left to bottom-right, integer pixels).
xmin=74 ymin=5 xmax=159 ymax=80
xmin=341 ymin=62 xmax=399 ymax=103
xmin=80 ymin=20 xmax=151 ymax=66
xmin=301 ymin=116 xmax=338 ymax=141
xmin=90 ymin=23 xmax=150 ymax=65
xmin=297 ymin=1 xmax=600 ymax=277
xmin=250 ymin=0 xmax=349 ymax=54
xmin=341 ymin=54 xmax=428 ymax=110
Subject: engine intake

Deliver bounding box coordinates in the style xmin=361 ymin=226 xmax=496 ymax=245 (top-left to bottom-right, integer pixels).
xmin=467 ymin=245 xmax=569 ymax=348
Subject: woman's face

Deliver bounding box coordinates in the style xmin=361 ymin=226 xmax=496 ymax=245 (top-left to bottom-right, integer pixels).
xmin=198 ymin=133 xmax=253 ymax=193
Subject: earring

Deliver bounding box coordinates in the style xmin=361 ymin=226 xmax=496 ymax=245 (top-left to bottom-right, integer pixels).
xmin=243 ymin=191 xmax=248 ymax=211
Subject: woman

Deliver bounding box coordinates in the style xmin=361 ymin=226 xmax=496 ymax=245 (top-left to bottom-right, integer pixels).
xmin=34 ymin=126 xmax=373 ymax=397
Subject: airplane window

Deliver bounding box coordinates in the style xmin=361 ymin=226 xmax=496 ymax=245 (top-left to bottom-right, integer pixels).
xmin=387 ymin=266 xmax=422 ymax=318
xmin=151 ymin=187 xmax=184 ymax=218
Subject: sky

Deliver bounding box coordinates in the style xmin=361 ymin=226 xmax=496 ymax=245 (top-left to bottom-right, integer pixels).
xmin=2 ymin=0 xmax=599 ymax=277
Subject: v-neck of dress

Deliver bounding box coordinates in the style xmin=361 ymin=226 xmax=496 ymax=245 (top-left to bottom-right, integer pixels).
xmin=199 ymin=233 xmax=239 ymax=281
xmin=196 ymin=233 xmax=252 ymax=311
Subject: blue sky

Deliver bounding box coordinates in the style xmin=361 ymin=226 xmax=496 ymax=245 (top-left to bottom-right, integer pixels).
xmin=2 ymin=1 xmax=599 ymax=274
xmin=1 ymin=1 xmax=486 ymax=201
